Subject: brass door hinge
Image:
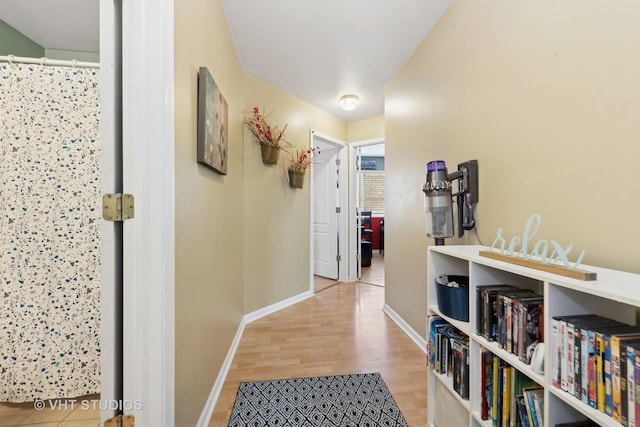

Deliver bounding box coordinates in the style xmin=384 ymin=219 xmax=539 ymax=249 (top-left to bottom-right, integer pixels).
xmin=104 ymin=414 xmax=135 ymax=427
xmin=103 ymin=193 xmax=135 ymax=221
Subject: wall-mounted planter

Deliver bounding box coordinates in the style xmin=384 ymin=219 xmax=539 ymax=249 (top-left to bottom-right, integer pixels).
xmin=260 ymin=144 xmax=280 ymax=165
xmin=288 ymin=170 xmax=305 ymax=189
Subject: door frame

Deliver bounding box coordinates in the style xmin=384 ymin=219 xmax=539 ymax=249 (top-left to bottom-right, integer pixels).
xmin=101 ymin=0 xmax=176 ymax=424
xmin=309 ymin=130 xmax=348 ymax=290
xmin=347 ymin=137 xmax=384 ymax=282
xmin=99 ymin=0 xmax=119 ymax=420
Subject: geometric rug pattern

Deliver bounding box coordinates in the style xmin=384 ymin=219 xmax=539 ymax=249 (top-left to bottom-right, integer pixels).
xmin=228 ymin=372 xmax=408 ymax=426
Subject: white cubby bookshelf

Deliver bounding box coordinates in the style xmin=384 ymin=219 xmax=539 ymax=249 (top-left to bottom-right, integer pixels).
xmin=427 ymin=245 xmax=640 ymax=427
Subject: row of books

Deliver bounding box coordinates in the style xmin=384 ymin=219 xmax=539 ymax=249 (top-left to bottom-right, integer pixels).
xmin=481 ymin=349 xmax=543 ymax=427
xmin=428 ymin=315 xmax=469 ymax=399
xmin=477 ymin=285 xmax=544 ymax=364
xmin=480 ymin=345 xmax=600 ymax=427
xmin=551 ymin=313 xmax=640 ymax=426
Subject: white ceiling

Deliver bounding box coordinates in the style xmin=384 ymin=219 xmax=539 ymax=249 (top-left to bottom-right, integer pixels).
xmin=1 ymin=0 xmax=453 ymax=122
xmin=221 ymin=0 xmax=453 ymax=121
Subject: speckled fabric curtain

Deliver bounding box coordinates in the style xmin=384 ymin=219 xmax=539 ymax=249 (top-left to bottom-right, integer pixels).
xmin=0 ymin=62 xmax=101 ymax=402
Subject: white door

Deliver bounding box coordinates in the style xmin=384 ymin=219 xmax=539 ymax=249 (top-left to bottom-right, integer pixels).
xmin=312 ymin=138 xmax=339 ymax=279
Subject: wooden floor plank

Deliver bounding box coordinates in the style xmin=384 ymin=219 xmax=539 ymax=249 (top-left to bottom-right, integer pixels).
xmin=210 ymin=281 xmax=427 ymax=426
xmin=360 ymin=253 xmax=385 ymax=286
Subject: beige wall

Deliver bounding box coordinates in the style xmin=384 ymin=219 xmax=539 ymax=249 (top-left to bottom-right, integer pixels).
xmin=347 ymin=115 xmax=384 ymax=142
xmin=175 ymin=1 xmax=347 ymax=424
xmin=243 ymin=74 xmax=346 ymax=313
xmin=174 ymin=0 xmax=246 ymax=425
xmin=385 ymin=0 xmax=640 ymax=338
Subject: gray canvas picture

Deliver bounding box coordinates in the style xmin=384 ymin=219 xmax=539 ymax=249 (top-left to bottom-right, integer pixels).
xmin=197 ymin=67 xmax=228 ymax=174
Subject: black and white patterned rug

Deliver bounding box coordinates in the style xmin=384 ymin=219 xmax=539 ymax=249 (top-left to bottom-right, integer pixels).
xmin=228 ymin=372 xmax=408 ymax=427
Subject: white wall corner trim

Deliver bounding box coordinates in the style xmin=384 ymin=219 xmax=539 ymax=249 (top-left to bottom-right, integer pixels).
xmin=196 ymin=290 xmax=313 ymax=426
xmin=382 ymin=304 xmax=427 ymax=354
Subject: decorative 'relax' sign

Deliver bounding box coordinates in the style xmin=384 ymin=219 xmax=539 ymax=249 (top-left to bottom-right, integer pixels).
xmin=479 ymin=214 xmax=597 ymax=281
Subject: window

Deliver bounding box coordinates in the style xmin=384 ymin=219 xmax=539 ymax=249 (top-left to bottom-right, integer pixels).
xmin=358 ymin=171 xmax=384 ymax=215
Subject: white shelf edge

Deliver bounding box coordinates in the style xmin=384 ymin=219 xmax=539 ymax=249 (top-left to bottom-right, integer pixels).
xmin=429 ymin=245 xmax=640 ymax=307
xmin=548 ymin=385 xmax=623 ymax=427
xmin=428 ymin=304 xmax=471 ymax=336
xmin=471 ymin=410 xmax=493 ymax=427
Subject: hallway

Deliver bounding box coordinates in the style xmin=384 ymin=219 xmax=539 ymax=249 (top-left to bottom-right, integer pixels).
xmin=210 ymin=282 xmax=427 ymax=426
xmin=359 ymin=253 xmax=384 ymax=287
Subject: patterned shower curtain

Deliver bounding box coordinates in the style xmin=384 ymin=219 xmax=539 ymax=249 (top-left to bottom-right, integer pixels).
xmin=0 ymin=62 xmax=101 ymax=402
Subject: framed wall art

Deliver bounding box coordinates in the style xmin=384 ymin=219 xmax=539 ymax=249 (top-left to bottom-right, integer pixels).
xmin=197 ymin=66 xmax=228 ymax=174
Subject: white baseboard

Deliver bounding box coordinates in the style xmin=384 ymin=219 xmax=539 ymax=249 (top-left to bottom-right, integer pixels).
xmin=196 ymin=290 xmax=314 ymax=427
xmin=195 ymin=317 xmax=245 ymax=427
xmin=382 ymin=303 xmax=427 ymax=354
xmin=243 ymin=290 xmax=313 ymax=324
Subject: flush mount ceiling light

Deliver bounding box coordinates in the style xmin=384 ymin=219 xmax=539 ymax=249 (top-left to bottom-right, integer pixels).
xmin=339 ymin=94 xmax=360 ymax=111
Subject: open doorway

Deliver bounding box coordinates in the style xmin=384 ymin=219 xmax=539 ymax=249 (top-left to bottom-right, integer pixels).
xmin=310 ymin=130 xmax=348 ymax=293
xmin=349 ymin=138 xmax=385 ymax=286
xmin=0 ymin=3 xmax=122 ymax=421
xmin=0 ymin=56 xmax=105 ymax=424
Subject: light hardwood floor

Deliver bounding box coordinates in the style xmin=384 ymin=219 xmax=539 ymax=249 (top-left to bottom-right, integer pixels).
xmin=359 ymin=252 xmax=384 ymax=287
xmin=0 ymin=394 xmax=100 ymax=427
xmin=210 ymin=281 xmax=427 ymax=426
xmin=313 ymin=275 xmax=340 ymax=293
xmin=314 ymin=252 xmax=384 ymax=293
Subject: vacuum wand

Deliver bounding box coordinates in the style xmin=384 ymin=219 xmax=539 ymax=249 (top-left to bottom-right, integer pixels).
xmin=423 ymin=160 xmax=478 ymax=244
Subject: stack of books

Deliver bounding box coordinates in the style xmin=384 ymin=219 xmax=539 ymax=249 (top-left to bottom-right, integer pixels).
xmin=481 ymin=349 xmax=542 ymax=427
xmin=477 ymin=285 xmax=544 ymax=365
xmin=551 ymin=313 xmax=640 ymax=425
xmin=428 ymin=315 xmax=469 ymax=399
